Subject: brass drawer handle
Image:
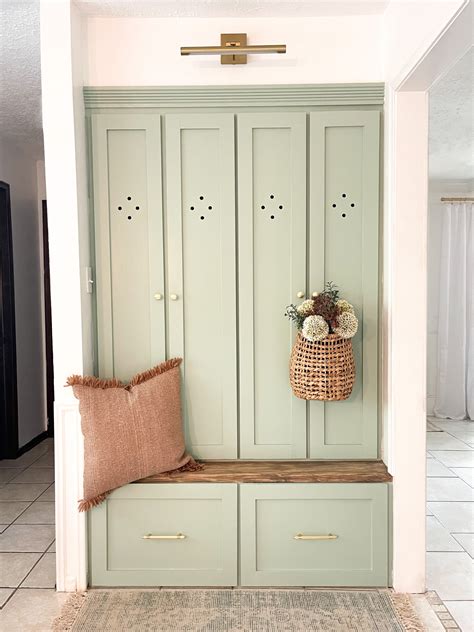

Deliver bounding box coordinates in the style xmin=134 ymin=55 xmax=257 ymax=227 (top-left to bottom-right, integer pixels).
xmin=142 ymin=533 xmax=187 ymax=540
xmin=294 ymin=533 xmax=338 ymax=541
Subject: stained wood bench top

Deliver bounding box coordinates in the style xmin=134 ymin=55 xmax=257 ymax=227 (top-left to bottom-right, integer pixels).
xmin=137 ymin=460 xmax=392 ymax=484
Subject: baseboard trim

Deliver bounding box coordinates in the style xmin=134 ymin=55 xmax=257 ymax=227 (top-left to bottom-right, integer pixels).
xmin=18 ymin=430 xmax=49 ymax=457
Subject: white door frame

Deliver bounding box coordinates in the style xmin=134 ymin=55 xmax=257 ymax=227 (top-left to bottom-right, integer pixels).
xmin=385 ymin=1 xmax=472 ymax=592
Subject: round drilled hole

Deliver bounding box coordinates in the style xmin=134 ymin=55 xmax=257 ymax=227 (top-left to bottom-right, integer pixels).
xmin=261 ymin=205 xmax=265 ymax=210
xmin=270 ymin=194 xmax=274 ymax=199
xmin=190 ymin=206 xmax=194 ymax=211
xmin=332 ymin=204 xmax=336 ymax=208
xmin=351 ymin=203 xmax=355 ymax=207
xmin=199 ymin=196 xmax=204 ymax=200
xmin=342 ymin=193 xmax=346 ymax=198
xmin=270 ymin=215 xmax=275 ymax=220
xmin=208 ymin=206 xmax=212 ymax=210
xmin=279 ymin=205 xmax=283 ymax=210
xmin=200 ymin=216 xmax=205 ymax=220
xmin=118 ymin=206 xmax=122 ymax=210
xmin=127 ymin=216 xmax=132 ymax=220
xmin=135 ymin=206 xmax=140 ymax=210
xmin=127 ymin=196 xmax=132 ymax=201
xmin=342 ymin=213 xmax=346 ymax=218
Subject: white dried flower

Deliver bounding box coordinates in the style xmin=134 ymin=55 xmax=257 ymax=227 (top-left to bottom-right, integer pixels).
xmin=297 ymin=299 xmax=314 ymax=317
xmin=336 ymin=299 xmax=355 ymax=314
xmin=302 ymin=315 xmax=329 ymax=342
xmin=334 ymin=311 xmax=358 ymax=339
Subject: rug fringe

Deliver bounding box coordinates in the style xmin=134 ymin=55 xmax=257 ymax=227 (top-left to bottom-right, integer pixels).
xmin=78 ymin=491 xmax=111 ymax=512
xmin=52 ymin=592 xmax=88 ymax=631
xmin=387 ymin=591 xmax=425 ymax=632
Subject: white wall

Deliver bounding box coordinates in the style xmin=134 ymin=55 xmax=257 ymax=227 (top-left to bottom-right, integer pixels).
xmin=427 ymin=179 xmax=474 ymax=415
xmin=382 ymin=0 xmax=466 ymax=88
xmin=0 ymin=137 xmax=46 ymax=447
xmin=85 ymin=15 xmax=383 ymax=85
xmin=41 ymin=0 xmax=90 ymax=591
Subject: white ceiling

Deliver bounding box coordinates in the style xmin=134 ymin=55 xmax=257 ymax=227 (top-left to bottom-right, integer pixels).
xmin=429 ymin=48 xmax=474 ymax=181
xmin=0 ymin=0 xmax=43 ymax=157
xmin=75 ymin=0 xmax=390 ymax=18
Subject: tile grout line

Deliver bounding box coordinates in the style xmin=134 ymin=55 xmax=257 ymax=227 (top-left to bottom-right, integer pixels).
xmin=0 ymin=446 xmax=56 ymax=609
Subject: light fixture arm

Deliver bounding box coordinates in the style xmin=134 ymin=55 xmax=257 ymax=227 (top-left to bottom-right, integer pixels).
xmin=180 ymin=33 xmax=286 ymax=65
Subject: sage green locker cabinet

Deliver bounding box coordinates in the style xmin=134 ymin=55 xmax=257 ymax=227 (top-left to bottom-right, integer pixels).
xmin=91 ymin=109 xmax=381 ymax=462
xmin=309 ymin=111 xmax=380 ymax=459
xmin=89 ymin=483 xmax=238 ymax=586
xmin=164 ymin=114 xmax=237 ymax=459
xmin=92 ymin=114 xmax=165 ymax=381
xmin=238 ymin=113 xmax=307 ymax=459
xmin=240 ymin=483 xmax=388 ymax=587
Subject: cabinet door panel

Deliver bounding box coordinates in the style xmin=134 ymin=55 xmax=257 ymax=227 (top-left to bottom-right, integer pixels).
xmin=240 ymin=483 xmax=388 ymax=587
xmin=92 ymin=114 xmax=165 ymax=381
xmin=238 ymin=113 xmax=307 ymax=458
xmin=165 ymin=114 xmax=237 ymax=459
xmin=309 ymin=111 xmax=380 ymax=458
xmin=89 ymin=483 xmax=237 ymax=586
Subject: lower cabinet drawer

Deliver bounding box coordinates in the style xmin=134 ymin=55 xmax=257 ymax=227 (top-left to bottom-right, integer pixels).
xmin=89 ymin=483 xmax=237 ymax=586
xmin=240 ymin=483 xmax=389 ymax=587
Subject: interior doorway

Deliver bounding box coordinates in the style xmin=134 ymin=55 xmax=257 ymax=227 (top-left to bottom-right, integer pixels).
xmin=424 ymin=49 xmax=473 ymax=629
xmin=0 ymin=180 xmax=19 ymax=459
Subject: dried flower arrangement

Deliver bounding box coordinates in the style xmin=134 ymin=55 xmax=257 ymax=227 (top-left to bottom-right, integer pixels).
xmin=285 ymin=282 xmax=358 ymax=341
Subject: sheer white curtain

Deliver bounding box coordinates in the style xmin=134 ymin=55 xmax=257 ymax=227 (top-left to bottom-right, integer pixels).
xmin=434 ymin=202 xmax=473 ymax=420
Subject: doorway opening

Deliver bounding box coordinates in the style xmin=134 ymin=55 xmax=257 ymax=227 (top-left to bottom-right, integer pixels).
xmin=0 ymin=181 xmax=19 ymax=459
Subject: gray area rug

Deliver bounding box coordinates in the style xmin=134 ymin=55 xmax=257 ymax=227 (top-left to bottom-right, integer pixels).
xmin=53 ymin=589 xmax=424 ymax=631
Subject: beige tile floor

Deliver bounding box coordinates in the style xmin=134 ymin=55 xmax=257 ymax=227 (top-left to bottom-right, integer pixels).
xmin=427 ymin=417 xmax=474 ymax=631
xmin=0 ymin=430 xmax=473 ymax=631
xmin=0 ymin=438 xmax=63 ymax=631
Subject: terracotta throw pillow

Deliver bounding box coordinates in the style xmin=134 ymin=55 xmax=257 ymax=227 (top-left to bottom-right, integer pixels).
xmin=67 ymin=358 xmax=200 ymax=511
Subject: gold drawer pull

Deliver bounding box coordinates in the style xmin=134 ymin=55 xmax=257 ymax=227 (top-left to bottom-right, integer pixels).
xmin=294 ymin=533 xmax=338 ymax=541
xmin=142 ymin=533 xmax=186 ymax=540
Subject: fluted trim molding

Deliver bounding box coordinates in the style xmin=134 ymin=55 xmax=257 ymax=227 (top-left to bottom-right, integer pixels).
xmin=84 ymin=83 xmax=385 ymax=109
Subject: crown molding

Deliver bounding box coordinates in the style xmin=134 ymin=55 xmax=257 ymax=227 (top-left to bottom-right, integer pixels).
xmin=84 ymin=83 xmax=385 ymax=109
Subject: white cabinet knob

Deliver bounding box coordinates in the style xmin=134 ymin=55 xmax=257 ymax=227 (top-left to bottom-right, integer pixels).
xmin=153 ymin=293 xmax=163 ymax=301
xmin=312 ymin=292 xmax=318 ymax=298
xmin=296 ymin=291 xmax=305 ymax=299
xmin=170 ymin=293 xmax=179 ymax=301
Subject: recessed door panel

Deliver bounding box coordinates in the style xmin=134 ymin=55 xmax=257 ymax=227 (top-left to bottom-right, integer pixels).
xmin=165 ymin=114 xmax=237 ymax=459
xmin=309 ymin=111 xmax=380 ymax=458
xmin=92 ymin=114 xmax=165 ymax=381
xmin=238 ymin=113 xmax=306 ymax=458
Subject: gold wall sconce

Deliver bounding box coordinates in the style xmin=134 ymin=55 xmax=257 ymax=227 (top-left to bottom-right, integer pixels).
xmin=180 ymin=33 xmax=286 ymax=65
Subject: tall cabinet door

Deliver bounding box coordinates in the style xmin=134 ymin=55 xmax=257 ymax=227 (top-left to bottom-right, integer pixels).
xmin=309 ymin=111 xmax=380 ymax=459
xmin=165 ymin=114 xmax=237 ymax=459
xmin=238 ymin=113 xmax=307 ymax=459
xmin=92 ymin=114 xmax=165 ymax=381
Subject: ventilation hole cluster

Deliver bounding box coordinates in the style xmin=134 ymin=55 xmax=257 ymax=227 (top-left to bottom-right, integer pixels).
xmin=260 ymin=193 xmax=285 ymax=221
xmin=331 ymin=192 xmax=356 ymax=219
xmin=117 ymin=195 xmax=140 ymax=221
xmin=189 ymin=195 xmax=214 ymax=221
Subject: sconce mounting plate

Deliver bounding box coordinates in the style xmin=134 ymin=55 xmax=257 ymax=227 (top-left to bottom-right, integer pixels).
xmin=221 ymin=33 xmax=247 ymax=65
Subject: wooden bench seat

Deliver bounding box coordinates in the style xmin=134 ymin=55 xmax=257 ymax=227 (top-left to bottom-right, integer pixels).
xmin=136 ymin=460 xmax=392 ymax=484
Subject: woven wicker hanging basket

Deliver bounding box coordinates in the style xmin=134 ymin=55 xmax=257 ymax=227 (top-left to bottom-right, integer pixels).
xmin=290 ymin=333 xmax=355 ymax=401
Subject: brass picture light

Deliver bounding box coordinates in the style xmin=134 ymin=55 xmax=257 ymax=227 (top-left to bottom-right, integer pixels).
xmin=181 ymin=33 xmax=286 ymax=65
